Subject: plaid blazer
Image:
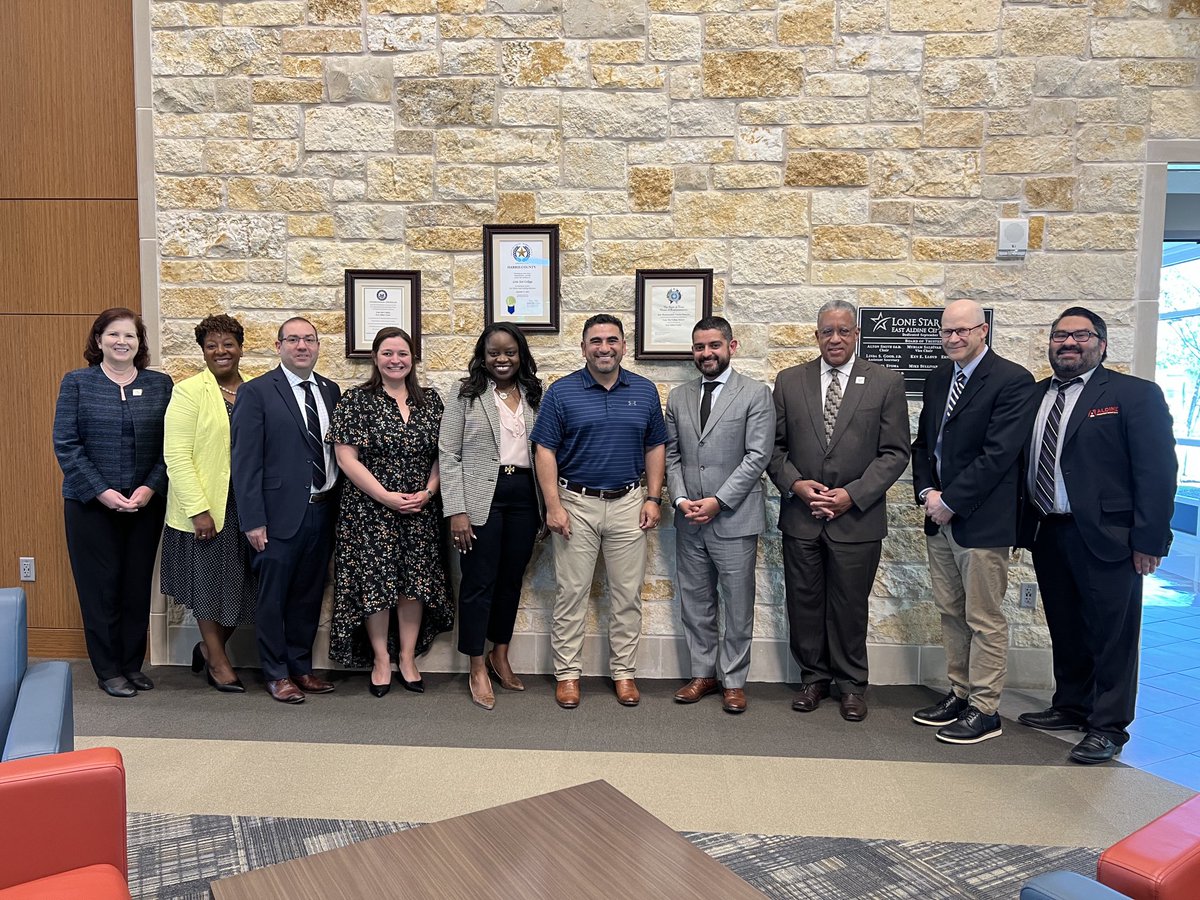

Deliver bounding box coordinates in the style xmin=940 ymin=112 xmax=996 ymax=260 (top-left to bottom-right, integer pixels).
xmin=438 ymin=387 xmax=542 ymax=526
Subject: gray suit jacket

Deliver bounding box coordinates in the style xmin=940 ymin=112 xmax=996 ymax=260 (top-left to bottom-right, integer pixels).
xmin=768 ymin=357 xmax=910 ymax=542
xmin=665 ymin=369 xmax=775 ymax=539
xmin=439 ymin=388 xmax=542 ymax=526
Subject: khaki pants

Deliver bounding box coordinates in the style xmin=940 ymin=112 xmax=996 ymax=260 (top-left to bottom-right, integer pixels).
xmin=550 ymin=488 xmax=647 ymax=680
xmin=925 ymin=529 xmax=1010 ymax=716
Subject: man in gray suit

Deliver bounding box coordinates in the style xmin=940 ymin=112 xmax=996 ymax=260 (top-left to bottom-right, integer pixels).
xmin=768 ymin=300 xmax=910 ymax=721
xmin=665 ymin=316 xmax=774 ymax=714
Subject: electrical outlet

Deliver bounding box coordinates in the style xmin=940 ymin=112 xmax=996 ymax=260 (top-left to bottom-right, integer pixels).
xmin=18 ymin=557 xmax=35 ymax=582
xmin=1019 ymin=582 xmax=1037 ymax=610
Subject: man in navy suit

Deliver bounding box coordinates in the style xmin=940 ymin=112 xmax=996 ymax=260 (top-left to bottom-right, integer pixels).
xmin=911 ymin=299 xmax=1037 ymax=745
xmin=1017 ymin=307 xmax=1176 ymax=763
xmin=231 ymin=317 xmax=341 ymax=703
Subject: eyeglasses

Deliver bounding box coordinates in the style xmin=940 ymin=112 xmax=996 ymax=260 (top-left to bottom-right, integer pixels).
xmin=818 ymin=327 xmax=856 ymax=339
xmin=939 ymin=323 xmax=985 ymax=339
xmin=281 ymin=336 xmax=319 ymax=346
xmin=1050 ymin=329 xmax=1100 ymax=344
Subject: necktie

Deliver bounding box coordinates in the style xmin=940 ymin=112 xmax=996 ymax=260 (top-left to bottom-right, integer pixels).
xmin=945 ymin=371 xmax=967 ymax=419
xmin=823 ymin=369 xmax=842 ymax=442
xmin=1033 ymin=377 xmax=1082 ymax=516
xmin=700 ymin=381 xmax=719 ymax=431
xmin=300 ymin=381 xmax=327 ymax=492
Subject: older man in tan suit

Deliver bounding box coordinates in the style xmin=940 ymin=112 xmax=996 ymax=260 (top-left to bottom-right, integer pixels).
xmin=768 ymin=299 xmax=910 ymax=721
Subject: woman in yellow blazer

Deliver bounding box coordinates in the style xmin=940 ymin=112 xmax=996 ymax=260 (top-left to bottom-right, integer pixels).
xmin=160 ymin=314 xmax=256 ymax=693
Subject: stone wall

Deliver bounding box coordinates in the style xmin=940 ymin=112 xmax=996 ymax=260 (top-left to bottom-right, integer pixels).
xmin=148 ymin=0 xmax=1200 ymax=679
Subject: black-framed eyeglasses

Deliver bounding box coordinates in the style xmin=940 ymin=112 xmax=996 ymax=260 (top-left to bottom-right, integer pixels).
xmin=281 ymin=336 xmax=320 ymax=346
xmin=938 ymin=323 xmax=985 ymax=339
xmin=1050 ymin=329 xmax=1100 ymax=344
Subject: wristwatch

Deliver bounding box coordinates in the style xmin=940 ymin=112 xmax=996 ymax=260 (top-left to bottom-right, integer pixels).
xmin=646 ymin=495 xmax=663 ymax=505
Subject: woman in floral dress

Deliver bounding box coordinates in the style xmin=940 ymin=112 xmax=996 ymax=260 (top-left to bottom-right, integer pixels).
xmin=328 ymin=327 xmax=452 ymax=696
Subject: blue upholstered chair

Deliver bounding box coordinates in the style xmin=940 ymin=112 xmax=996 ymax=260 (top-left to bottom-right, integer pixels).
xmin=0 ymin=587 xmax=73 ymax=761
xmin=1021 ymin=872 xmax=1127 ymax=899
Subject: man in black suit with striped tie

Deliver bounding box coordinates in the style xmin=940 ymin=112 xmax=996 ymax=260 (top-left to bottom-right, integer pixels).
xmin=231 ymin=317 xmax=341 ymax=704
xmin=1017 ymin=307 xmax=1176 ymax=763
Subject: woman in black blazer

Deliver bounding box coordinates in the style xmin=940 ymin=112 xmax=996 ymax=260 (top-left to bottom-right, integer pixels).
xmin=438 ymin=323 xmax=543 ymax=710
xmin=53 ymin=308 xmax=173 ymax=698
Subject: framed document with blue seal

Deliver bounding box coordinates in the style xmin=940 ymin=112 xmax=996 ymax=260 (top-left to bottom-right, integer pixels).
xmin=634 ymin=268 xmax=714 ymax=360
xmin=483 ymin=223 xmax=560 ymax=333
xmin=345 ymin=268 xmax=422 ymax=359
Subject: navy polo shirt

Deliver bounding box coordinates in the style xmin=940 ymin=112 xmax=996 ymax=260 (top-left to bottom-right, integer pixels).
xmin=531 ymin=366 xmax=667 ymax=491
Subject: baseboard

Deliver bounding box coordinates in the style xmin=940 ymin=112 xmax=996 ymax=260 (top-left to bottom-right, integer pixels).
xmin=158 ymin=624 xmax=1056 ymax=689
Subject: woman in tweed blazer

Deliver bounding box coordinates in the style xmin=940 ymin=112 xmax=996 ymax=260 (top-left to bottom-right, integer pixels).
xmin=53 ymin=308 xmax=173 ymax=698
xmin=439 ymin=323 xmax=544 ymax=710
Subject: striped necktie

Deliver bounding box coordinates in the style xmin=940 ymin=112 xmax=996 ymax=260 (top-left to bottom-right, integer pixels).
xmin=945 ymin=370 xmax=967 ymax=418
xmin=823 ymin=369 xmax=842 ymax=443
xmin=1033 ymin=377 xmax=1082 ymax=516
xmin=300 ymin=380 xmax=327 ymax=492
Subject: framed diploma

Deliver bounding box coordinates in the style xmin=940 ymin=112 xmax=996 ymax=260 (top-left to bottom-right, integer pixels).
xmin=344 ymin=269 xmax=422 ymax=359
xmin=634 ymin=268 xmax=713 ymax=360
xmin=483 ymin=224 xmax=560 ymax=333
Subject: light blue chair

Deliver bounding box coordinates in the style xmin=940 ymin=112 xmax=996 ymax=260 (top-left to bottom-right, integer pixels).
xmin=1021 ymin=872 xmax=1127 ymax=899
xmin=0 ymin=587 xmax=73 ymax=761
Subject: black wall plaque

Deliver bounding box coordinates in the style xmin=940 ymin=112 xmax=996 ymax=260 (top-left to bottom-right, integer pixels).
xmin=857 ymin=306 xmax=994 ymax=398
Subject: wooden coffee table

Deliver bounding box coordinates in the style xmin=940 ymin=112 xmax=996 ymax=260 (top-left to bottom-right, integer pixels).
xmin=210 ymin=779 xmax=764 ymax=899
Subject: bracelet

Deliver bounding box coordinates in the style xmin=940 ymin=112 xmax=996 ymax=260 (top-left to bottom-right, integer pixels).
xmin=645 ymin=495 xmax=663 ymax=505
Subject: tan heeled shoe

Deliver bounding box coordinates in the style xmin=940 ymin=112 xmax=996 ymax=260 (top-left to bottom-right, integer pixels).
xmin=470 ymin=673 xmax=495 ymax=710
xmin=486 ymin=653 xmax=525 ymax=691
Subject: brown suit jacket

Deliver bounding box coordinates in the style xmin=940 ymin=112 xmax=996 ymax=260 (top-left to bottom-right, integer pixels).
xmin=768 ymin=356 xmax=910 ymax=542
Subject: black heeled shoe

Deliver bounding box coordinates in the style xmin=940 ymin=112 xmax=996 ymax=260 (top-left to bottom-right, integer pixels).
xmin=399 ymin=673 xmax=424 ymax=693
xmin=191 ymin=642 xmax=205 ymax=673
xmin=206 ymin=667 xmax=246 ymax=694
xmin=369 ymin=674 xmax=392 ymax=698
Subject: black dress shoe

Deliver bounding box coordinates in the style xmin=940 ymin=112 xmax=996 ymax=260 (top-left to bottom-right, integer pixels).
xmin=792 ymin=681 xmax=830 ymax=712
xmin=99 ymin=676 xmax=137 ymax=698
xmin=840 ymin=692 xmax=868 ymax=722
xmin=191 ymin=642 xmax=205 ymax=673
xmin=1070 ymin=733 xmax=1122 ymax=764
xmin=124 ymin=671 xmax=154 ymax=691
xmin=1018 ymin=708 xmax=1086 ymax=731
xmin=936 ymin=707 xmax=1002 ymax=744
xmin=399 ymin=674 xmax=424 ymax=694
xmin=369 ymin=674 xmax=392 ymax=698
xmin=206 ymin=668 xmax=246 ymax=693
xmin=913 ymin=690 xmax=969 ymax=726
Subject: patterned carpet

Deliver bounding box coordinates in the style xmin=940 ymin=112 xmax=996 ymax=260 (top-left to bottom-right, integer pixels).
xmin=127 ymin=812 xmax=1100 ymax=899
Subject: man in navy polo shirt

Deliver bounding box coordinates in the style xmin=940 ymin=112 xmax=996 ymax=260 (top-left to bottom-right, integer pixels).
xmin=532 ymin=314 xmax=668 ymax=709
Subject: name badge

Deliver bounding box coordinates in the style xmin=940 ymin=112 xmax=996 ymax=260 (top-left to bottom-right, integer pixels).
xmin=132 ymin=389 xmax=143 ymax=396
xmin=855 ymin=376 xmax=865 ymax=385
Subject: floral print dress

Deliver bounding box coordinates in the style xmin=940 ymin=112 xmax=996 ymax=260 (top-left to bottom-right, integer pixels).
xmin=327 ymin=385 xmax=453 ymax=668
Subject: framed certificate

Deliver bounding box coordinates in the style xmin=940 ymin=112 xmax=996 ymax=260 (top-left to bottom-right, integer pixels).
xmin=634 ymin=269 xmax=713 ymax=360
xmin=344 ymin=269 xmax=422 ymax=359
xmin=483 ymin=224 xmax=560 ymax=333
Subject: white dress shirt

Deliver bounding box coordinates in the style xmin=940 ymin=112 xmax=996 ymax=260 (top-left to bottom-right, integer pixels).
xmin=283 ymin=366 xmax=336 ymax=494
xmin=1027 ymin=366 xmax=1097 ymax=514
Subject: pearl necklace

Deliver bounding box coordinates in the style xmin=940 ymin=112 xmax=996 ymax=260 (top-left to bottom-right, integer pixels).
xmin=100 ymin=362 xmax=137 ymax=387
xmin=219 ymin=382 xmax=241 ymax=397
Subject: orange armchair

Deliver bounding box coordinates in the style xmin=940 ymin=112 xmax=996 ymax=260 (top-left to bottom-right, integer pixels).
xmin=0 ymin=747 xmax=130 ymax=899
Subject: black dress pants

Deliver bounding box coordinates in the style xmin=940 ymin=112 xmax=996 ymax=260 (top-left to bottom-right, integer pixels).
xmin=252 ymin=500 xmax=335 ymax=681
xmin=1033 ymin=515 xmax=1142 ymax=746
xmin=456 ymin=469 xmax=539 ymax=656
xmin=64 ymin=494 xmax=166 ymax=680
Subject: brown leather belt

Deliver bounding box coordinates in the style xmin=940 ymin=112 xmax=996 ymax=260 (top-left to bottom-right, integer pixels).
xmin=309 ymin=490 xmax=333 ymax=505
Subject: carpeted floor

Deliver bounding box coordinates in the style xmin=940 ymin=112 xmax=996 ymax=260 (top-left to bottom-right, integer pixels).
xmin=126 ymin=811 xmax=1100 ymax=900
xmin=75 ymin=663 xmax=1093 ymax=766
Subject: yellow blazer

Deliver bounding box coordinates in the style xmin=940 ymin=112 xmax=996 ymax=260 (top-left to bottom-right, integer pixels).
xmin=164 ymin=369 xmax=233 ymax=533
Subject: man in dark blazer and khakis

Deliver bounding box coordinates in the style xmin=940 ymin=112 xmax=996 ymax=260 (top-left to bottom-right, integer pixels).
xmin=666 ymin=316 xmax=774 ymax=714
xmin=1017 ymin=307 xmax=1176 ymax=764
xmin=231 ymin=317 xmax=341 ymax=704
xmin=911 ymin=299 xmax=1037 ymax=745
xmin=768 ymin=300 xmax=910 ymax=722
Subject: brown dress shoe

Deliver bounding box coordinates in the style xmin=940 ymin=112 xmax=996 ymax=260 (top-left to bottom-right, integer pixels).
xmin=555 ymin=678 xmax=580 ymax=709
xmin=792 ymin=681 xmax=830 ymax=712
xmin=722 ymin=688 xmax=747 ymax=714
xmin=267 ymin=678 xmax=305 ymax=704
xmin=840 ymin=692 xmax=868 ymax=722
xmin=614 ymin=678 xmax=640 ymax=706
xmin=674 ymin=677 xmax=720 ymax=703
xmin=293 ymin=673 xmax=335 ymax=694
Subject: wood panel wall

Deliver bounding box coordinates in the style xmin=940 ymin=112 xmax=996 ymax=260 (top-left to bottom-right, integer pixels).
xmin=0 ymin=0 xmax=140 ymax=658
